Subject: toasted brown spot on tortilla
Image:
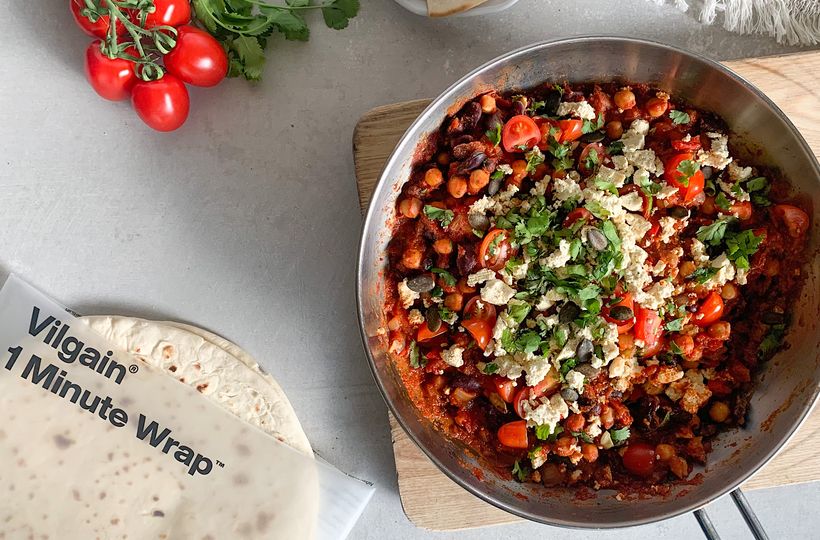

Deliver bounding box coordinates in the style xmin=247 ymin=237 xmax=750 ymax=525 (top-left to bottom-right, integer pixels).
xmin=168 ymin=365 xmax=177 ymax=372
xmin=196 ymin=383 xmax=209 ymax=392
xmin=99 ymin=492 xmax=107 ymax=500
xmin=54 ymin=434 xmax=74 ymax=449
xmin=152 ymin=510 xmax=165 ymax=518
xmin=72 ymin=489 xmax=81 ymax=501
xmin=256 ymin=512 xmax=273 ymax=532
xmin=162 ymin=345 xmax=174 ymax=358
xmin=237 ymin=523 xmax=253 ymax=537
xmin=110 ymin=518 xmax=120 ymax=525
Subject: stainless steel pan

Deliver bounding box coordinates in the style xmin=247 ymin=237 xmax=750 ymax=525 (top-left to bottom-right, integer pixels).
xmin=356 ymin=37 xmax=820 ymax=528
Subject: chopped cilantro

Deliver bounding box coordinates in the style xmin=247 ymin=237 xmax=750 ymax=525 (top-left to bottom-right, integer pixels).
xmin=725 ymin=229 xmax=764 ymax=270
xmin=696 ymin=216 xmax=735 ymax=246
xmin=585 ymin=200 xmax=610 ymax=219
xmin=528 ymin=100 xmax=546 ymax=114
xmin=601 ymin=220 xmax=621 ymax=249
xmin=676 ymin=159 xmax=700 ymax=187
xmin=584 ymin=148 xmax=600 ymax=171
xmin=525 ymin=147 xmax=545 ymax=173
xmin=665 ymin=317 xmax=686 ymax=332
xmin=490 ymin=169 xmax=505 ymax=181
xmin=594 ymin=177 xmax=618 ymax=195
xmin=512 ymin=460 xmax=529 ymax=482
xmin=669 ymin=110 xmax=691 ymax=125
xmin=687 ymin=266 xmax=718 ymax=284
xmin=515 ymin=331 xmax=542 ymax=355
xmin=715 ymin=192 xmax=731 ymax=211
xmin=572 ymin=431 xmax=593 ymax=443
xmin=431 ymin=268 xmax=456 ymax=286
xmin=430 ymin=286 xmax=443 ymax=297
xmin=535 ymin=424 xmax=563 ymax=441
xmin=483 ymin=362 xmax=499 ymax=375
xmin=486 ymin=124 xmax=502 ymax=147
xmin=553 ymin=155 xmax=574 ymax=172
xmin=508 ymin=302 xmax=532 ymax=324
xmin=559 ymin=357 xmax=577 ymax=380
xmin=746 ymin=176 xmax=768 ymax=192
xmin=758 ymin=323 xmax=786 ymax=360
xmin=423 ymin=205 xmax=454 ymax=227
xmin=609 ymin=426 xmax=631 ymax=445
xmin=582 ymin=113 xmax=605 ymax=134
xmin=569 ymin=238 xmax=583 ymax=259
xmin=669 ymin=340 xmax=684 ymax=356
xmin=607 ymin=140 xmax=624 ymax=155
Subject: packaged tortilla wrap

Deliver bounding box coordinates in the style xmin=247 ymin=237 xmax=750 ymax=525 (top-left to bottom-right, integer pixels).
xmin=0 ymin=275 xmax=374 ymax=539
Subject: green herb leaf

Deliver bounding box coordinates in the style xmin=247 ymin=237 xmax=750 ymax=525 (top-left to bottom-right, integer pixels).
xmin=676 ymin=159 xmax=700 ymax=188
xmin=512 ymin=460 xmax=529 ymax=482
xmin=431 ymin=268 xmax=456 ymax=286
xmin=559 ymin=357 xmax=577 ymax=381
xmin=535 ymin=424 xmax=563 ymax=441
xmin=409 ymin=341 xmax=425 ymax=368
xmin=601 ymin=221 xmax=621 ymax=249
xmin=572 ymin=431 xmax=593 ymax=443
xmin=508 ymin=302 xmax=532 ymax=324
xmin=696 ymin=216 xmax=735 ymax=246
xmin=582 ymin=113 xmax=605 ymax=134
xmin=486 ymin=124 xmax=502 ymax=147
xmin=515 ymin=331 xmax=542 ymax=355
xmin=525 ymin=147 xmax=545 ymax=173
xmin=669 ymin=340 xmax=684 ymax=355
xmin=483 ymin=362 xmax=499 ymax=374
xmin=584 ymin=148 xmax=600 ymax=171
xmin=758 ymin=323 xmax=786 ymax=360
xmin=609 ymin=426 xmax=631 ymax=445
xmin=665 ymin=317 xmax=686 ymax=332
xmin=715 ymin=192 xmax=731 ymax=211
xmin=423 ymin=205 xmax=454 ymax=227
xmin=725 ymin=229 xmax=764 ymax=270
xmin=687 ymin=266 xmax=718 ymax=284
xmin=669 ymin=110 xmax=691 ymax=125
xmin=607 ymin=140 xmax=624 ymax=155
xmin=322 ymin=0 xmax=360 ymax=29
xmin=745 ymin=177 xmax=768 ymax=192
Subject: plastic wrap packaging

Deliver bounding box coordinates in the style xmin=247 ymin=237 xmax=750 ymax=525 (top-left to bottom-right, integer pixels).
xmin=0 ymin=275 xmax=374 ymax=539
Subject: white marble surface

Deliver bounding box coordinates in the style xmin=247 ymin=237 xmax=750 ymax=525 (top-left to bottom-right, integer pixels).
xmin=0 ymin=0 xmax=818 ymax=538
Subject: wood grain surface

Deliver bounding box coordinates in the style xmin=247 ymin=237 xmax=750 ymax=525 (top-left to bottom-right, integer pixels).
xmin=353 ymin=51 xmax=820 ymax=531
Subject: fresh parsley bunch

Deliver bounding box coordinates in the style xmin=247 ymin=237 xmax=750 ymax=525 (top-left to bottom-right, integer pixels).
xmin=192 ymin=0 xmax=359 ymax=80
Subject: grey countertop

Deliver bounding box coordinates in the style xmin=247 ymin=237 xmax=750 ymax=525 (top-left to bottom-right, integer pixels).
xmin=1 ymin=0 xmax=818 ymax=538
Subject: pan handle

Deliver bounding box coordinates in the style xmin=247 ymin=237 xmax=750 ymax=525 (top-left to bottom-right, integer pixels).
xmin=694 ymin=488 xmax=770 ymax=540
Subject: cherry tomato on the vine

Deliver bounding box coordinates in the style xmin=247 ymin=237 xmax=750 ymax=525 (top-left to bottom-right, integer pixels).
xmin=131 ymin=75 xmax=189 ymax=131
xmin=70 ymin=0 xmax=126 ymax=38
xmin=164 ymin=25 xmax=228 ymax=87
xmin=84 ymin=41 xmax=137 ymax=101
xmin=140 ymin=0 xmax=191 ymax=28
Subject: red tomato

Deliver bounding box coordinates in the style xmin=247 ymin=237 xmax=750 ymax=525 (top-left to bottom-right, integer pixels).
xmin=478 ymin=229 xmax=512 ymax=271
xmin=141 ymin=0 xmax=191 ymax=28
xmin=692 ymin=292 xmax=724 ymax=327
xmin=772 ymin=204 xmax=810 ymax=238
xmin=163 ymin=25 xmax=228 ymax=87
xmin=557 ymin=119 xmax=583 ymax=142
xmin=622 ymin=442 xmax=656 ymax=477
xmin=130 ymin=75 xmax=189 ymax=132
xmin=497 ymin=420 xmax=528 ymax=449
xmin=84 ymin=41 xmax=137 ymax=101
xmin=513 ymin=374 xmax=559 ymax=418
xmin=603 ymin=291 xmax=636 ymax=329
xmin=563 ymin=207 xmax=594 ymax=228
xmin=494 ymin=378 xmax=516 ymax=403
xmin=634 ymin=305 xmax=663 ymax=349
xmin=70 ymin=0 xmax=126 ymax=37
xmin=664 ymin=153 xmax=705 ymax=203
xmin=671 ymin=137 xmax=701 ymax=151
xmin=501 ymin=115 xmax=540 ymax=153
xmin=729 ymin=201 xmax=752 ymax=220
xmin=578 ymin=143 xmax=605 ymax=175
xmin=417 ymin=321 xmax=448 ymax=342
xmin=644 ymin=216 xmax=661 ymax=241
xmin=462 ymin=296 xmax=496 ymax=350
xmin=641 ymin=335 xmax=665 ymax=357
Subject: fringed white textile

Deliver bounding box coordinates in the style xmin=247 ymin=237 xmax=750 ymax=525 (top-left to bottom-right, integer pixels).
xmin=648 ymin=0 xmax=820 ymax=45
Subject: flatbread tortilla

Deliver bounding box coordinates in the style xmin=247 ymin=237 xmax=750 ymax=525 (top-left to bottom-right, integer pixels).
xmin=81 ymin=316 xmax=312 ymax=456
xmin=427 ymin=0 xmax=489 ymax=16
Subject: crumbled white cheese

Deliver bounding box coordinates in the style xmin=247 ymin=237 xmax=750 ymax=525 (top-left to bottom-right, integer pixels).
xmin=701 ymin=253 xmax=736 ymax=289
xmin=523 ymin=356 xmax=554 ymax=387
xmin=556 ymin=100 xmax=597 ymax=120
xmin=658 ymin=216 xmax=678 ymax=244
xmin=690 ymin=239 xmax=710 ymax=265
xmin=666 ymin=369 xmax=712 ymax=413
xmin=600 ymin=431 xmax=614 ymax=450
xmin=635 ymin=279 xmax=675 ymax=310
xmin=468 ymin=196 xmax=498 ymax=217
xmin=467 ymin=268 xmax=497 ymax=287
xmin=597 ymin=323 xmax=621 ymax=367
xmin=632 ymin=168 xmax=651 ymax=187
xmin=535 ymin=289 xmax=566 ymax=311
xmin=727 ymin=161 xmax=752 ymax=183
xmin=651 ymin=260 xmax=668 ymax=275
xmin=611 ymin=155 xmax=634 ymax=179
xmin=656 ymin=184 xmax=680 ymax=200
xmin=696 ymin=132 xmax=732 ymax=170
xmin=625 ymin=149 xmax=664 ymax=176
xmin=408 ymin=309 xmax=424 ymax=325
xmin=586 ymin=416 xmax=602 ymax=439
xmin=618 ymin=191 xmax=644 ymax=212
xmin=501 ymin=261 xmax=528 ymax=285
xmin=398 ymin=279 xmax=420 ymax=309
xmin=736 ymin=267 xmax=749 ymax=285
xmin=441 ymin=344 xmax=464 ymax=368
xmin=541 ymin=239 xmax=572 ymax=269
xmin=493 ymin=354 xmax=524 ymax=379
xmin=552 ymin=176 xmax=583 ymax=201
xmin=631 ymin=119 xmax=650 ymax=136
xmin=608 ymin=356 xmax=630 ymax=378
xmin=522 ymin=393 xmax=569 ymax=429
xmin=480 ymin=278 xmax=516 ymax=306
xmin=596 ymin=166 xmax=628 ymax=188
xmin=565 ymin=370 xmax=585 ymax=392
xmin=583 ymin=187 xmax=628 ymax=219
xmin=530 ymin=177 xmax=551 ymax=197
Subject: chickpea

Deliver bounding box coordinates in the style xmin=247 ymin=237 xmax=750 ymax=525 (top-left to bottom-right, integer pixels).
xmin=424 ymin=168 xmax=444 ymax=188
xmin=554 ymin=436 xmax=577 ymax=457
xmin=709 ymin=401 xmax=731 ymax=423
xmin=437 ymin=152 xmax=450 ymax=166
xmin=468 ymin=169 xmax=490 ymax=194
xmin=444 ymin=292 xmax=464 ymax=312
xmin=672 ymin=334 xmax=695 ymax=357
xmin=433 ymin=238 xmax=453 ymax=255
xmin=387 ymin=316 xmax=402 ymax=332
xmin=456 ymin=278 xmax=476 ymax=295
xmin=679 ymin=260 xmax=696 ymax=279
xmin=721 ymin=282 xmax=738 ymax=301
xmin=618 ymin=332 xmax=635 ymax=352
xmin=701 ymin=196 xmax=717 ymax=216
xmin=447 ymin=175 xmax=468 ymax=198
xmin=655 ymin=443 xmax=676 ymax=462
xmin=763 ymin=258 xmax=780 ymax=277
xmin=565 ymin=413 xmax=585 ymax=433
xmin=402 ymin=248 xmax=423 ymax=269
xmin=600 ymin=406 xmax=615 ymax=429
xmin=646 ymin=97 xmax=669 ymax=118
xmin=510 ymin=159 xmax=528 ymax=185
xmin=540 ymin=463 xmax=563 ymax=486
xmin=605 ymin=120 xmax=623 ymax=140
xmin=707 ymin=321 xmax=731 ymax=341
xmin=644 ymin=381 xmax=664 ymax=395
xmin=730 ymin=201 xmax=753 ymax=220
xmin=614 ymin=88 xmax=636 ymax=110
xmin=398 ymin=197 xmax=422 ymax=219
xmin=622 ymin=108 xmax=640 ymax=122
xmin=581 ymin=443 xmax=599 ymax=463
xmin=479 ymin=94 xmax=496 ymax=114
xmin=668 ymin=456 xmax=690 ymax=479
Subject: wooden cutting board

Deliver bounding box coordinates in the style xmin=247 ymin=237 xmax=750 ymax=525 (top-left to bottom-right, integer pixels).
xmin=353 ymin=51 xmax=820 ymax=531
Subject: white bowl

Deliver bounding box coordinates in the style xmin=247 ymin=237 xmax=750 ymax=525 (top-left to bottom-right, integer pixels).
xmin=393 ymin=0 xmax=520 ymax=17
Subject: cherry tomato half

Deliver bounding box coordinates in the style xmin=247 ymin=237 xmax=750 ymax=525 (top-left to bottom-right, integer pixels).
xmin=462 ymin=296 xmax=496 ymax=350
xmin=622 ymin=442 xmax=656 ymax=477
xmin=497 ymin=420 xmax=529 ymax=449
xmin=163 ymin=25 xmax=228 ymax=87
xmin=603 ymin=290 xmax=636 ymax=333
xmin=417 ymin=321 xmax=448 ymax=342
xmin=494 ymin=377 xmax=516 ymax=403
xmin=664 ymin=153 xmax=704 ymax=204
xmin=578 ymin=143 xmax=606 ymax=175
xmin=140 ymin=0 xmax=191 ymax=28
xmin=513 ymin=372 xmax=560 ymax=418
xmin=557 ymin=119 xmax=583 ymax=142
xmin=563 ymin=207 xmax=594 ymax=228
xmin=502 ymin=115 xmax=540 ymax=153
xmin=478 ymin=228 xmax=512 ymax=271
xmin=84 ymin=41 xmax=136 ymax=101
xmin=772 ymin=204 xmax=810 ymax=238
xmin=70 ymin=0 xmax=126 ymax=38
xmin=634 ymin=305 xmax=663 ymax=349
xmin=692 ymin=291 xmax=724 ymax=327
xmin=130 ymin=75 xmax=190 ymax=132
